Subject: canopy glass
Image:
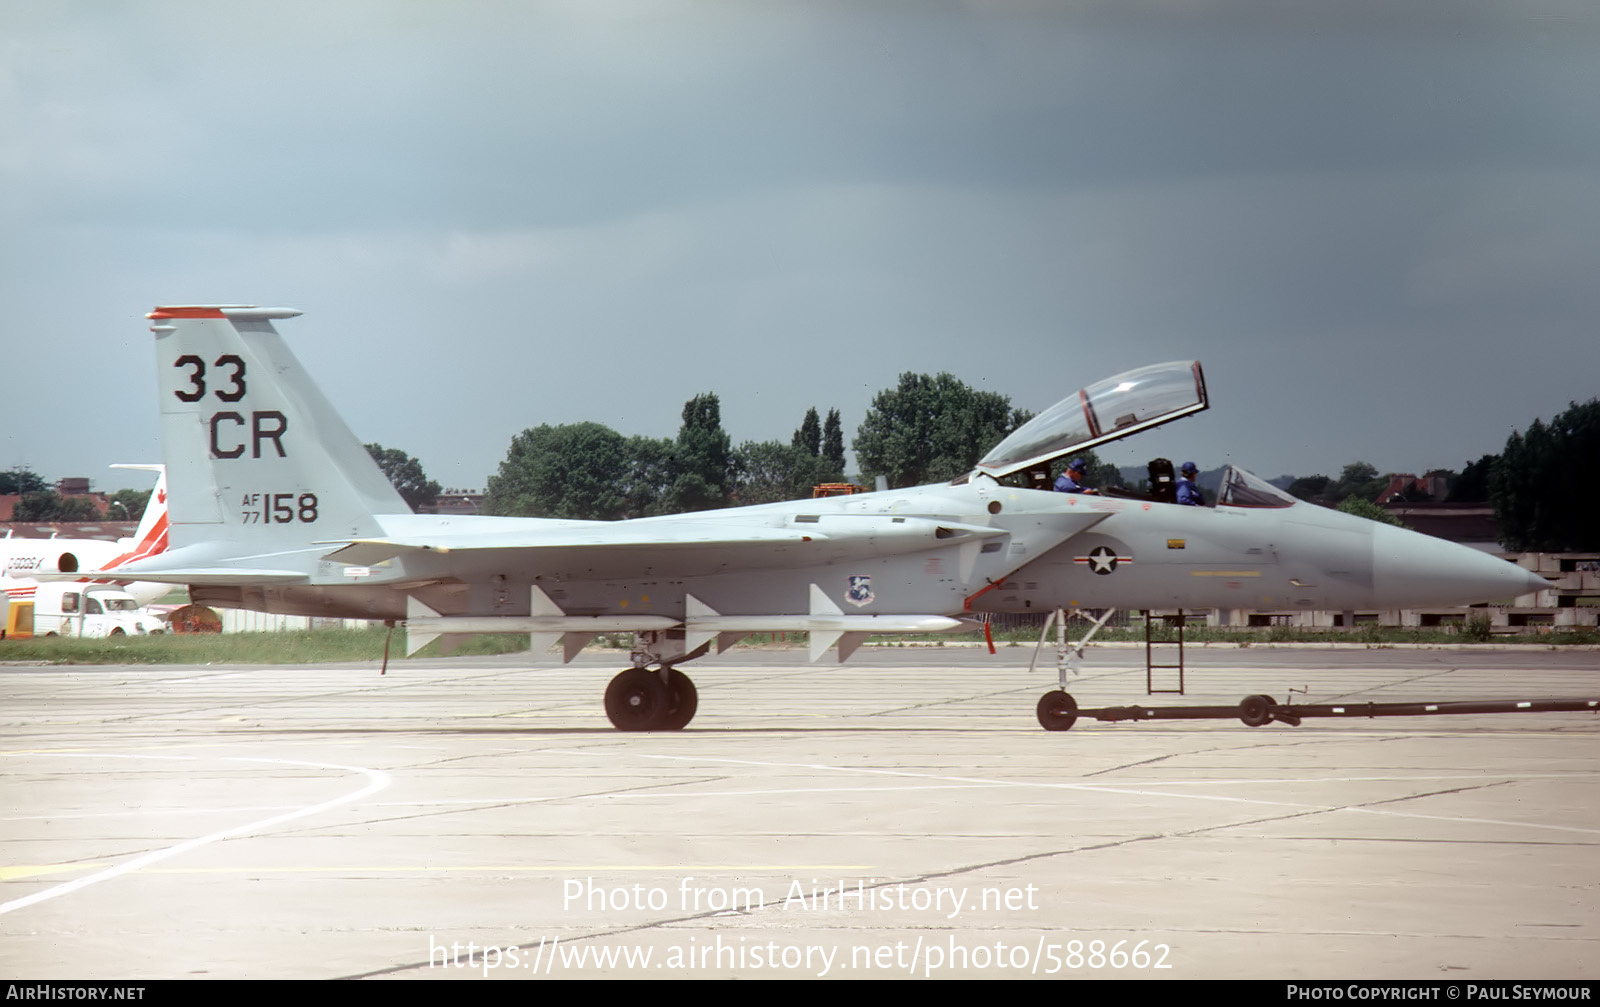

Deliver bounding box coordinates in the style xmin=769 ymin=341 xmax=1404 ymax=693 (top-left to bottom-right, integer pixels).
xmin=975 ymin=361 xmax=1208 ymax=478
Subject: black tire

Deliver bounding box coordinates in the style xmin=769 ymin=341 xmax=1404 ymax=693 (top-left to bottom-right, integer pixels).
xmin=1238 ymin=694 xmax=1277 ymax=727
xmin=605 ymin=668 xmax=668 ymax=731
xmin=657 ymin=669 xmax=698 ymax=730
xmin=110 ymin=628 xmax=126 ymax=637
xmin=1037 ymin=690 xmax=1078 ymax=731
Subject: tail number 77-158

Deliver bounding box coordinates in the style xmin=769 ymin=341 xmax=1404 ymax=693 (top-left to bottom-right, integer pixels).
xmin=239 ymin=493 xmax=319 ymax=525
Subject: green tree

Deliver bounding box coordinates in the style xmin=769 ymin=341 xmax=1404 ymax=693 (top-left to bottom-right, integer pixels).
xmin=107 ymin=488 xmax=151 ymax=523
xmin=619 ymin=435 xmax=674 ymax=519
xmin=793 ymin=407 xmax=821 ymax=456
xmin=0 ymin=469 xmax=47 ymax=495
xmin=365 ymin=443 xmax=442 ymax=513
xmin=1491 ymin=399 xmax=1600 ymax=551
xmin=1445 ymin=454 xmax=1496 ymax=503
xmin=1287 ymin=474 xmax=1333 ymax=504
xmin=663 ymin=393 xmax=732 ymax=513
xmin=1336 ymin=495 xmax=1406 ymax=527
xmin=731 ymin=441 xmax=836 ymax=505
xmin=11 ymin=491 xmax=102 ymax=522
xmin=1332 ymin=462 xmax=1387 ymax=503
xmin=1288 ymin=463 xmax=1386 ymax=505
xmin=485 ymin=422 xmax=631 ymax=520
xmin=854 ymin=373 xmax=1023 ymax=488
xmin=822 ymin=408 xmax=846 ymax=475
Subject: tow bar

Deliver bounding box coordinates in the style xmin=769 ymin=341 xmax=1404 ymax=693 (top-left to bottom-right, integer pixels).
xmin=1035 ymin=692 xmax=1600 ymax=731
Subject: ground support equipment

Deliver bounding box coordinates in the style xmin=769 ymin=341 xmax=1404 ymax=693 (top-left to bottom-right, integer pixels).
xmin=1035 ymin=691 xmax=1599 ymax=732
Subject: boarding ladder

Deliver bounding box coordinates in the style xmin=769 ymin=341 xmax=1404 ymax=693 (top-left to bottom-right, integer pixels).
xmin=1142 ymin=610 xmax=1187 ymax=695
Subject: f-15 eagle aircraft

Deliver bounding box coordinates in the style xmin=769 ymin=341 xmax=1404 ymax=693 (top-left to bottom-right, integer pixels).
xmin=91 ymin=305 xmax=1545 ymax=731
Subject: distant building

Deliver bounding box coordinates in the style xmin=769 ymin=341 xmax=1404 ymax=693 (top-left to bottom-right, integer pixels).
xmin=1381 ymin=502 xmax=1502 ymax=552
xmin=0 ymin=521 xmax=135 ymax=542
xmin=1377 ymin=471 xmax=1450 ymax=504
xmin=1 ymin=477 xmax=109 ymax=521
xmin=434 ymin=488 xmax=484 ymax=515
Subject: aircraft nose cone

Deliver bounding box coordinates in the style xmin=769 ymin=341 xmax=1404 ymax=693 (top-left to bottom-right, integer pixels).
xmin=1371 ymin=524 xmax=1547 ymax=607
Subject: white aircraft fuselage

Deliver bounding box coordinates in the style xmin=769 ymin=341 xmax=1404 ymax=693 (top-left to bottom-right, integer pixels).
xmin=90 ymin=306 xmax=1545 ymax=730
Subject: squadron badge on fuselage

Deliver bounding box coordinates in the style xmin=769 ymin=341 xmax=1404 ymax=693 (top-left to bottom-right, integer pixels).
xmin=846 ymin=575 xmax=874 ymax=607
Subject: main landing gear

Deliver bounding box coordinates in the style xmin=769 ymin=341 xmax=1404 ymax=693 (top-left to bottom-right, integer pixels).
xmin=604 ymin=666 xmax=698 ymax=731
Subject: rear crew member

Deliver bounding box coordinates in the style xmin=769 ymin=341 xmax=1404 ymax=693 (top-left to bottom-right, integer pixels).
xmin=1177 ymin=461 xmax=1204 ymax=506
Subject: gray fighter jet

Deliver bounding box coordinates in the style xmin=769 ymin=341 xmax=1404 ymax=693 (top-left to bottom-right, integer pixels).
xmin=99 ymin=306 xmax=1544 ymax=731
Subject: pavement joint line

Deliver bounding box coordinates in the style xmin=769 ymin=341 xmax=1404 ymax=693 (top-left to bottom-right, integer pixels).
xmin=631 ymin=751 xmax=1600 ymax=835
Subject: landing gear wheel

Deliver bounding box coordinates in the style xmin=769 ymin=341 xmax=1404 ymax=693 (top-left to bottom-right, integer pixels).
xmin=1238 ymin=694 xmax=1277 ymax=727
xmin=657 ymin=669 xmax=698 ymax=731
xmin=1036 ymin=690 xmax=1078 ymax=731
xmin=605 ymin=668 xmax=668 ymax=731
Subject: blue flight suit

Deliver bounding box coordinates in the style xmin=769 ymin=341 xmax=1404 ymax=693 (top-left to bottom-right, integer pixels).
xmin=1176 ymin=477 xmax=1203 ymax=506
xmin=1054 ymin=472 xmax=1086 ymax=493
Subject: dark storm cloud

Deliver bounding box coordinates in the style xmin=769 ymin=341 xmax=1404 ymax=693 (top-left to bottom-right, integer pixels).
xmin=2 ymin=0 xmax=1596 ymax=488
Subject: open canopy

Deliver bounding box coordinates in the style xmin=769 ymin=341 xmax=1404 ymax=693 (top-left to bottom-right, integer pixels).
xmin=975 ymin=361 xmax=1208 ymax=479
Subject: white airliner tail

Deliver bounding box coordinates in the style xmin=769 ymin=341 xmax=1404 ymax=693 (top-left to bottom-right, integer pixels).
xmin=106 ymin=464 xmax=169 ymax=569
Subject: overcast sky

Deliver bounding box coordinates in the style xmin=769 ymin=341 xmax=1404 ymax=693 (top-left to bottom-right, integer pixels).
xmin=3 ymin=0 xmax=1597 ymax=494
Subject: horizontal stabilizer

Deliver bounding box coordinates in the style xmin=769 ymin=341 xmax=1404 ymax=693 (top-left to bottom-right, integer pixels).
xmin=320 ymin=540 xmax=447 ymax=566
xmin=33 ymin=567 xmax=307 ymax=586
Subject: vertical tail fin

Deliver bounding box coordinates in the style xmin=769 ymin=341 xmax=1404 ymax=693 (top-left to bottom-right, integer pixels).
xmin=104 ymin=465 xmax=168 ymax=568
xmin=148 ymin=306 xmax=409 ymax=551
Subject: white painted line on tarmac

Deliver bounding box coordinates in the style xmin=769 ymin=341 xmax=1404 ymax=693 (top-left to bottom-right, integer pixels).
xmin=0 ymin=753 xmax=391 ymax=916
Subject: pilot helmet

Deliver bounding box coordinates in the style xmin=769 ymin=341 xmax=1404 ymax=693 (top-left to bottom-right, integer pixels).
xmin=1180 ymin=461 xmax=1198 ymax=475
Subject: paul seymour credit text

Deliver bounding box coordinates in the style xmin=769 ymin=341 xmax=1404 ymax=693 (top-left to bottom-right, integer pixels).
xmin=427 ymin=877 xmax=1175 ymax=976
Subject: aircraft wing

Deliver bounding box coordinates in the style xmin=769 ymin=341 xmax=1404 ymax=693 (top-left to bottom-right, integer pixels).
xmin=58 ymin=511 xmax=1109 ymax=586
xmin=320 ymin=510 xmax=1109 ymax=581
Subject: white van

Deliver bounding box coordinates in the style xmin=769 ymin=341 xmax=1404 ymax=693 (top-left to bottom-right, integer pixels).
xmin=29 ymin=583 xmax=166 ymax=638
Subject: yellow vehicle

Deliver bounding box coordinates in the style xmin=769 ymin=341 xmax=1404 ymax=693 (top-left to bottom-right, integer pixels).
xmin=3 ymin=598 xmax=34 ymax=640
xmin=811 ymin=482 xmax=868 ymax=498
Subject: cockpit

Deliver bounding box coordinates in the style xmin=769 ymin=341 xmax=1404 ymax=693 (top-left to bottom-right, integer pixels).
xmin=960 ymin=361 xmax=1297 ymax=510
xmin=975 ymin=361 xmax=1208 ymax=479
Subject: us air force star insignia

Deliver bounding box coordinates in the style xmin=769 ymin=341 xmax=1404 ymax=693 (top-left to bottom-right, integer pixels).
xmin=1075 ymin=545 xmax=1132 ymax=575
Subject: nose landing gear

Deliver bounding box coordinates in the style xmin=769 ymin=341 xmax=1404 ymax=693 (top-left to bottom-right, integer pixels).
xmin=1036 ymin=690 xmax=1078 ymax=731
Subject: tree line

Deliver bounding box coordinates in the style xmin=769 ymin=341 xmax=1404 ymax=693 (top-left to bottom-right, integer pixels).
xmin=1 ymin=469 xmax=152 ymax=523
xmin=1280 ymin=399 xmax=1599 ymax=549
xmin=479 ymin=373 xmax=1036 ymax=519
xmin=8 ymin=387 xmax=1596 ymax=551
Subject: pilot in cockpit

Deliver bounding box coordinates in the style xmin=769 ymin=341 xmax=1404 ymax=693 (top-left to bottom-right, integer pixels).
xmin=1176 ymin=461 xmax=1204 ymax=506
xmin=1053 ymin=458 xmax=1097 ymax=495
